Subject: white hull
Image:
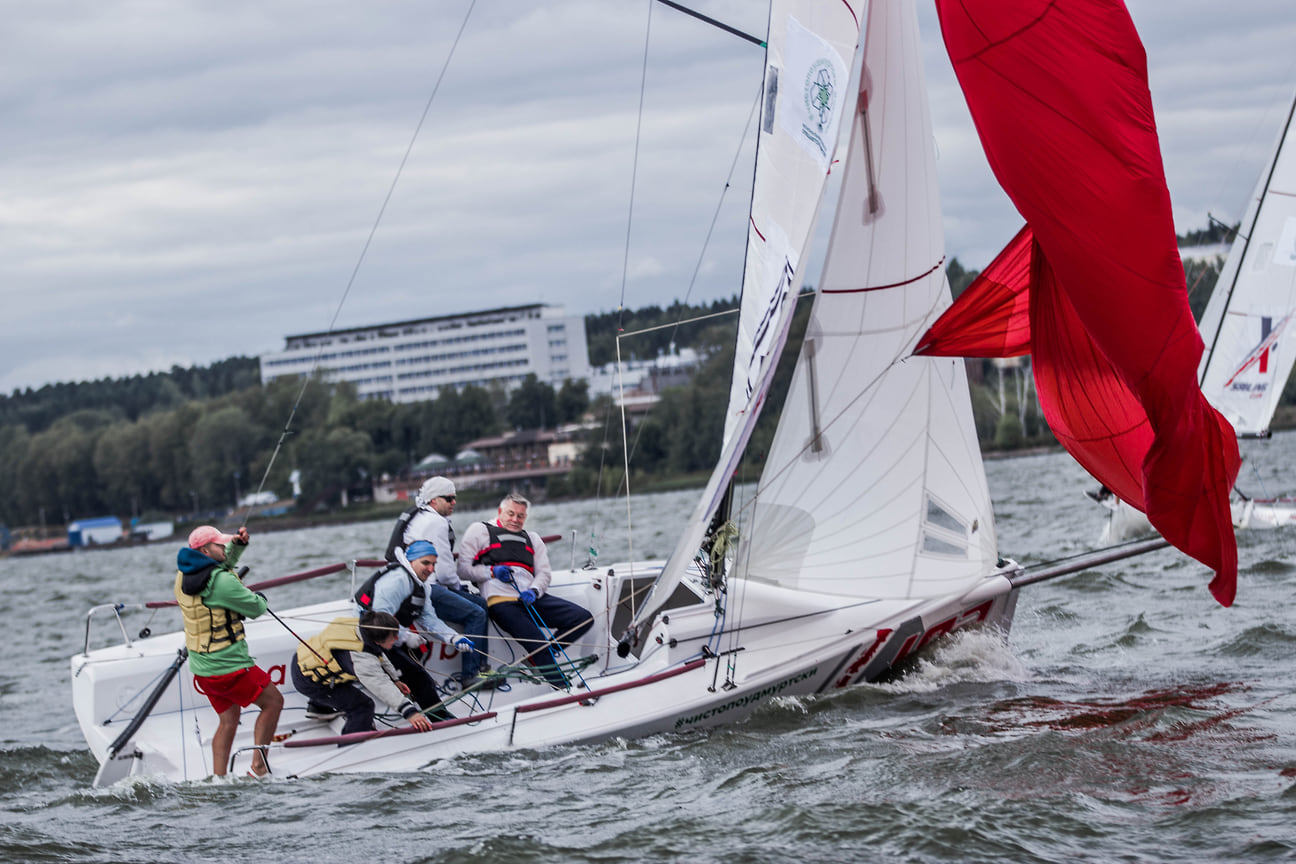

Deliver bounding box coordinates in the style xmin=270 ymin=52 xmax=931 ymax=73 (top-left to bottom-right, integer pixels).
xmin=1231 ymin=495 xmax=1296 ymax=529
xmin=73 ymin=561 xmax=1018 ymax=784
xmin=1094 ymin=491 xmax=1295 ymax=540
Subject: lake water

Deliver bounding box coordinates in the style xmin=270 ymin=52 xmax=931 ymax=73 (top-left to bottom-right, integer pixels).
xmin=6 ymin=435 xmax=1296 ymax=863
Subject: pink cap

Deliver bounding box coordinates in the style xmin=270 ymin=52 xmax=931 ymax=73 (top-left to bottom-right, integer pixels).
xmin=188 ymin=525 xmax=235 ymax=550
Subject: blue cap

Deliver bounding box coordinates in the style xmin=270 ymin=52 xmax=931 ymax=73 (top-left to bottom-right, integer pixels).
xmin=406 ymin=540 xmax=438 ymax=561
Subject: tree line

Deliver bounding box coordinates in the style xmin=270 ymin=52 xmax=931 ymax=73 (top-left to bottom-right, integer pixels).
xmin=0 ymin=370 xmax=591 ymax=531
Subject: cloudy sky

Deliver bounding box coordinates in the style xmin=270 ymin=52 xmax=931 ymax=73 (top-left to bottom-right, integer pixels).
xmin=2 ymin=0 xmax=1294 ymax=395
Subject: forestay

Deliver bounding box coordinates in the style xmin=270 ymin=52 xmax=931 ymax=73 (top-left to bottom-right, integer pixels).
xmin=1197 ymin=91 xmax=1296 ymax=438
xmin=734 ymin=0 xmax=997 ymax=599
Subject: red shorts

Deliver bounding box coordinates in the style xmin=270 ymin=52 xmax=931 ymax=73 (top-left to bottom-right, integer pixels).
xmin=193 ymin=665 xmax=272 ymax=714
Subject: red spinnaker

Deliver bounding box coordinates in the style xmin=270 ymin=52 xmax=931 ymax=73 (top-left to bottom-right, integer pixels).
xmin=931 ymin=0 xmax=1240 ymax=604
xmin=915 ymin=223 xmax=1033 ymax=358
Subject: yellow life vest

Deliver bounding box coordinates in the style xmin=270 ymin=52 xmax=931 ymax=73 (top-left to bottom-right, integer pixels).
xmin=173 ymin=570 xmax=246 ymax=654
xmin=297 ymin=617 xmax=366 ymax=686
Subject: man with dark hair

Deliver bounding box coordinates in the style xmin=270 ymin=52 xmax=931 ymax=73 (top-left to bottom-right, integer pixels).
xmin=290 ymin=610 xmax=435 ymax=736
xmin=457 ymin=493 xmax=594 ymax=688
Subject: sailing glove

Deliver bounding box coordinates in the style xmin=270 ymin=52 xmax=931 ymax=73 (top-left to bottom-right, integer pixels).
xmin=453 ymin=636 xmax=474 ymax=652
xmin=519 ymin=589 xmax=537 ymax=605
xmin=492 ymin=565 xmax=513 ymax=583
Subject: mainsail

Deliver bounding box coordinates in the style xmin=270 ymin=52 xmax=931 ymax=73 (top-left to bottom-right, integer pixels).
xmin=1197 ymin=90 xmax=1296 ymax=438
xmin=630 ymin=0 xmax=865 ymax=633
xmin=734 ymin=0 xmax=997 ymax=598
xmin=930 ymin=0 xmax=1241 ymax=605
xmin=720 ymin=3 xmax=859 ymax=449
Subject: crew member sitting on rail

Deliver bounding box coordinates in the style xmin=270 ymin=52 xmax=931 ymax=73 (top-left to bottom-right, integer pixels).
xmin=384 ymin=475 xmax=491 ymax=688
xmin=457 ymin=492 xmax=594 ymax=688
xmin=290 ymin=611 xmax=434 ymax=737
xmin=353 ymin=540 xmax=475 ymax=717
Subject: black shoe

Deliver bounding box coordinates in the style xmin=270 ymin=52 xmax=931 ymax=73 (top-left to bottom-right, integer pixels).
xmin=471 ymin=673 xmax=505 ymax=690
xmin=305 ymin=702 xmax=343 ymax=721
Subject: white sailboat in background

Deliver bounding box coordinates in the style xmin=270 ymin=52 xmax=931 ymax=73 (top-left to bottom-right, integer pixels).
xmin=70 ymin=0 xmax=1230 ymax=785
xmin=1196 ymin=89 xmax=1296 ymax=529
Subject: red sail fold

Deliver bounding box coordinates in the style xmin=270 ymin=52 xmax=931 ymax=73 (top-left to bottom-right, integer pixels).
xmin=915 ymin=223 xmax=1033 ymax=358
xmin=931 ymin=0 xmax=1240 ymax=604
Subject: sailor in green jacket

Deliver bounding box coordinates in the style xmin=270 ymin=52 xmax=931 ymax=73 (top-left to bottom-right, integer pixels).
xmin=175 ymin=525 xmax=283 ymax=777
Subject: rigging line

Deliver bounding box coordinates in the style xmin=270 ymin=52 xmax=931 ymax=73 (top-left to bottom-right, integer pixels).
xmin=607 ymin=0 xmax=658 ymax=583
xmin=604 ymin=105 xmax=793 ymax=501
xmin=616 ymin=333 xmax=637 ymax=596
xmin=653 ymin=0 xmax=766 ymax=47
xmin=238 ymin=0 xmax=479 ymax=531
xmin=724 ymin=466 xmax=752 ymax=678
xmin=618 ymin=0 xmax=655 ymax=317
xmin=619 ymin=306 xmax=739 ymax=339
xmin=615 ymin=286 xmax=815 ymax=340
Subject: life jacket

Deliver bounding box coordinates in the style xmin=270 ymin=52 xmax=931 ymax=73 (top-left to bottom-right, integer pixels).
xmin=174 ymin=565 xmax=246 ymax=654
xmin=385 ymin=504 xmax=456 ymax=564
xmin=296 ymin=617 xmax=372 ymax=686
xmin=471 ymin=523 xmax=535 ymax=574
xmin=353 ymin=564 xmax=426 ymax=627
xmin=383 ymin=504 xmax=420 ymax=562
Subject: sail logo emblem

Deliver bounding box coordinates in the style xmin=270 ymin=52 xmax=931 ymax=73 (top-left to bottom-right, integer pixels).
xmin=796 ymin=58 xmax=838 ymax=160
xmin=1226 ymin=313 xmax=1288 ymax=391
xmin=778 ymin=18 xmax=846 ymax=169
xmin=803 ymin=59 xmax=837 ymax=132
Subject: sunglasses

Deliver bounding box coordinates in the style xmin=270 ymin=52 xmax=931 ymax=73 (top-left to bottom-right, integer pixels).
xmin=440 ymin=495 xmax=456 ymax=501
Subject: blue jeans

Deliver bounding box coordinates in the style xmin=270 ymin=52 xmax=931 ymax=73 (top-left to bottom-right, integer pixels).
xmin=427 ymin=583 xmax=488 ymax=679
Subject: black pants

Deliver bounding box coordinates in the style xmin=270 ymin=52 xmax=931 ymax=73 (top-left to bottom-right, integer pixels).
xmin=489 ymin=595 xmax=594 ymax=687
xmin=291 ymin=663 xmax=376 ymax=736
xmin=384 ymin=645 xmax=452 ymax=719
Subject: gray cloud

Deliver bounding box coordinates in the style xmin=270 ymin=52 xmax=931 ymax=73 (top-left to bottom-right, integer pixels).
xmin=2 ymin=0 xmax=1292 ymax=393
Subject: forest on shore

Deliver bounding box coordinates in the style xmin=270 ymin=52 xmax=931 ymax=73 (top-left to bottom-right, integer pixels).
xmin=0 ymin=236 xmax=1260 ymax=535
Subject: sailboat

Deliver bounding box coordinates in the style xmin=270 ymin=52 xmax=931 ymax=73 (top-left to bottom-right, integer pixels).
xmin=1193 ymin=89 xmax=1296 ymax=529
xmin=70 ymin=0 xmax=1238 ymax=786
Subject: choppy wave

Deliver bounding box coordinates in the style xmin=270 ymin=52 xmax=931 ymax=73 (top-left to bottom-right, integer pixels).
xmin=9 ymin=439 xmax=1296 ymax=861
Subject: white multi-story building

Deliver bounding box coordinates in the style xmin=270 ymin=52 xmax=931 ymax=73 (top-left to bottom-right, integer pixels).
xmin=260 ymin=304 xmax=590 ymax=403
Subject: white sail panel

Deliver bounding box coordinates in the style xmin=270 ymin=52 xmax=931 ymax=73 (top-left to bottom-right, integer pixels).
xmin=630 ymin=0 xmax=865 ymax=633
xmin=722 ymin=3 xmax=859 ymax=447
xmin=1198 ymin=91 xmax=1296 ymax=437
xmin=735 ymin=0 xmax=997 ymax=599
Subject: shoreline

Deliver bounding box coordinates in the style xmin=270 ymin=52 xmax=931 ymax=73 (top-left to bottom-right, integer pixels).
xmin=0 ymin=442 xmax=1073 ymax=558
